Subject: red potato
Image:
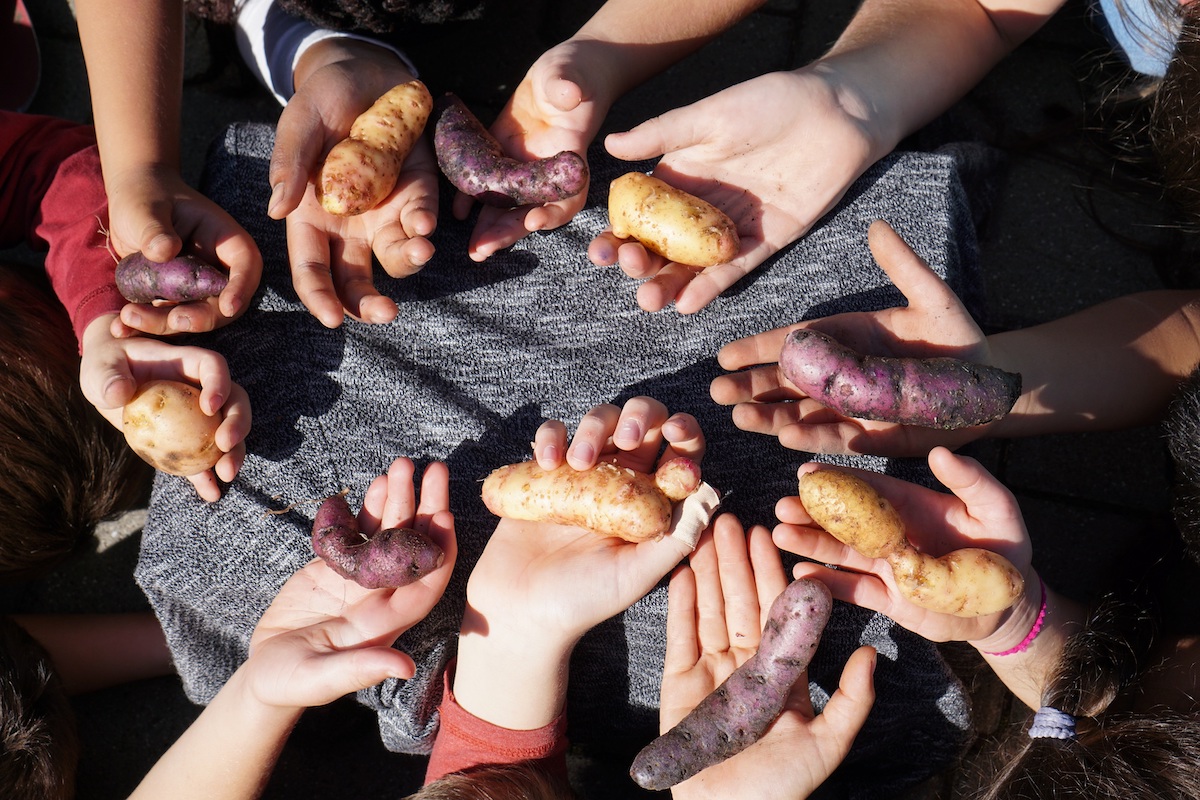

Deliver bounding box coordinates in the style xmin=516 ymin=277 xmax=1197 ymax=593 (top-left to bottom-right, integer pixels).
xmin=114 ymin=252 xmax=228 ymax=304
xmin=480 ymin=456 xmax=702 ymax=542
xmin=316 ymin=80 xmax=434 ymax=216
xmin=799 ymin=469 xmax=1024 ymax=617
xmin=432 ymin=92 xmax=588 ymax=208
xmin=607 ymin=172 xmax=740 ymax=269
xmin=630 ymin=578 xmax=833 ymax=791
xmin=310 ymin=493 xmax=445 ymax=589
xmin=121 ymin=379 xmax=222 ymax=476
xmin=779 ymin=328 xmax=1021 ymax=431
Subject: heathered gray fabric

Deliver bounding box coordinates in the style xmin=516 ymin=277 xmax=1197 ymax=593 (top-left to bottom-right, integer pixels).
xmin=136 ymin=122 xmax=987 ymax=797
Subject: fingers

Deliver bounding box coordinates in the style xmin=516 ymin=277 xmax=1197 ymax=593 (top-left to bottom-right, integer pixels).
xmin=533 ymin=420 xmax=569 ymax=470
xmin=660 ymin=412 xmax=705 ymax=466
xmin=663 ymin=563 xmax=700 ymax=674
xmin=866 ymin=220 xmax=957 ymax=311
xmin=360 ymin=457 xmax=417 ymax=533
xmin=269 ymin=100 xmax=328 ymax=220
xmin=814 ymin=645 xmax=877 ymax=755
xmin=716 ymin=326 xmax=798 ymax=373
xmin=927 ymin=446 xmax=1022 ymax=533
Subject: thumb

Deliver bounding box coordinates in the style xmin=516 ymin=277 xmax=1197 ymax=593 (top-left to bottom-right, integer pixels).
xmin=604 ymin=105 xmax=699 ymax=162
xmin=928 ymin=446 xmax=1021 ymax=530
xmin=269 ymin=99 xmax=327 ymax=219
xmin=866 ymin=220 xmax=958 ymax=311
xmin=542 ymin=74 xmax=585 ymax=113
xmin=814 ymin=645 xmax=876 ymax=752
xmin=80 ymin=350 xmax=137 ymax=412
xmin=308 ymin=647 xmax=417 ymax=703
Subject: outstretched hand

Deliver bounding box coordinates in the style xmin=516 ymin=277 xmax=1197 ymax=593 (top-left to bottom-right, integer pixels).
xmin=588 ymin=69 xmax=883 ymax=314
xmin=775 ymin=447 xmax=1037 ymax=646
xmin=663 ymin=515 xmax=877 ymax=800
xmin=245 ymin=458 xmax=456 ymax=710
xmin=269 ymin=39 xmax=440 ymax=327
xmin=457 ymin=39 xmax=609 ymax=261
xmin=710 ymin=219 xmax=994 ymax=457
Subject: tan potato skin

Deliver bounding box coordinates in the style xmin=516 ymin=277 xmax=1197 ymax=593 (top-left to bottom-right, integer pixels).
xmin=608 ymin=173 xmax=740 ymax=268
xmin=122 ymin=380 xmax=222 ymax=476
xmin=481 ymin=460 xmax=676 ymax=542
xmin=799 ymin=469 xmax=1024 ymax=617
xmin=317 ymin=80 xmax=433 ymax=216
xmin=799 ymin=470 xmax=906 ymax=559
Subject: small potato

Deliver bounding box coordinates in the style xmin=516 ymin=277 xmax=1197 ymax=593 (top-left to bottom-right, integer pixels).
xmin=481 ymin=458 xmax=702 ymax=542
xmin=607 ymin=172 xmax=740 ymax=269
xmin=115 ymin=252 xmax=228 ymax=305
xmin=799 ymin=469 xmax=1023 ymax=617
xmin=798 ymin=470 xmax=906 ymax=559
xmin=316 ymin=80 xmax=434 ymax=216
xmin=122 ymin=380 xmax=221 ymax=476
xmin=311 ymin=494 xmax=445 ymax=589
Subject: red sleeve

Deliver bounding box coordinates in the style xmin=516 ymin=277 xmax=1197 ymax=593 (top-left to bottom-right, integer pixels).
xmin=424 ymin=665 xmax=570 ymax=785
xmin=0 ymin=111 xmax=124 ymax=349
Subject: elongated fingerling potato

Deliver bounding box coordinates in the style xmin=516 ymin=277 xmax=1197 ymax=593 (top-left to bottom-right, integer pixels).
xmin=798 ymin=469 xmax=906 ymax=558
xmin=780 ymin=328 xmax=1021 ymax=430
xmin=607 ymin=172 xmax=739 ymax=269
xmin=432 ymin=93 xmax=588 ymax=208
xmin=630 ymin=578 xmax=832 ymax=790
xmin=316 ymin=80 xmax=433 ymax=216
xmin=481 ymin=458 xmax=702 ymax=541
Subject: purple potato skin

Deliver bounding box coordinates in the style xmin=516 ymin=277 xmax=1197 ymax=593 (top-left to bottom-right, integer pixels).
xmin=629 ymin=578 xmax=833 ymax=791
xmin=779 ymin=328 xmax=1022 ymax=430
xmin=115 ymin=252 xmax=229 ymax=304
xmin=432 ymin=93 xmax=588 ymax=208
xmin=310 ymin=494 xmax=445 ymax=590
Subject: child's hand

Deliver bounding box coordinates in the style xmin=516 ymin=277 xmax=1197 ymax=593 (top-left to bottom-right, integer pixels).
xmin=471 ymin=397 xmax=706 ymax=647
xmin=80 ymin=314 xmax=251 ymax=502
xmin=775 ymin=446 xmax=1038 ymax=646
xmin=270 ymin=39 xmax=440 ymax=328
xmin=709 ymin=219 xmax=995 ymax=457
xmin=663 ymin=515 xmax=877 ymax=800
xmin=245 ymin=458 xmax=456 ymax=711
xmin=104 ymin=169 xmax=262 ymax=337
xmin=588 ymin=69 xmax=883 ymax=315
xmin=459 ymin=39 xmax=609 ymax=262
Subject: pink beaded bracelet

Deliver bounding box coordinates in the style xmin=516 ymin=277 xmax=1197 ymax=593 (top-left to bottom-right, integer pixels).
xmin=984 ymin=578 xmax=1047 ymax=657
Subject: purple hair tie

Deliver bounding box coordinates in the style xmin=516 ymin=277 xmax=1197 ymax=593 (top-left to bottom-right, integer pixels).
xmin=1028 ymin=706 xmax=1077 ymax=740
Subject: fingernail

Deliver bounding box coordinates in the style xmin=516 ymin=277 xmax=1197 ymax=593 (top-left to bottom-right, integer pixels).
xmin=616 ymin=420 xmax=641 ymax=444
xmin=124 ymin=309 xmax=142 ymax=327
xmin=541 ymin=443 xmax=560 ymax=465
xmin=568 ymin=442 xmax=595 ymax=466
xmin=267 ymin=183 xmax=285 ymax=216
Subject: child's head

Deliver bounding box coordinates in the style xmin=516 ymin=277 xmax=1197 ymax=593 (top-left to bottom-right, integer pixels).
xmin=406 ymin=761 xmax=578 ymax=800
xmin=0 ymin=615 xmax=78 ymax=800
xmin=968 ymin=593 xmax=1200 ymax=799
xmin=1149 ymin=2 xmax=1200 ymax=224
xmin=0 ymin=264 xmax=149 ymax=581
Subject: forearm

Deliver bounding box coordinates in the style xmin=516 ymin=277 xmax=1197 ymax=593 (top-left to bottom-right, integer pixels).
xmin=74 ymin=0 xmax=184 ymax=180
xmin=11 ymin=613 xmax=173 ymax=695
xmin=570 ymin=0 xmax=766 ymax=103
xmin=968 ymin=579 xmax=1086 ymax=710
xmin=452 ymin=608 xmax=575 ymax=730
xmin=987 ymin=290 xmax=1200 ymax=436
xmin=128 ymin=665 xmax=302 ymax=800
xmin=816 ymin=0 xmax=1065 ymax=158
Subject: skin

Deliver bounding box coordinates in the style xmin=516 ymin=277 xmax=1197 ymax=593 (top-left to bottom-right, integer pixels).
xmin=75 ymin=0 xmax=263 ymax=338
xmin=460 ymin=0 xmax=767 ymax=262
xmin=127 ymin=457 xmax=456 ymax=800
xmin=711 ymin=219 xmax=1200 ymax=457
xmin=661 ymin=517 xmax=877 ymax=800
xmin=449 ymin=396 xmax=705 ymax=737
xmin=588 ymin=0 xmax=1066 ymax=313
xmin=81 ymin=311 xmax=251 ymax=502
xmin=776 ymin=446 xmax=1084 ymax=709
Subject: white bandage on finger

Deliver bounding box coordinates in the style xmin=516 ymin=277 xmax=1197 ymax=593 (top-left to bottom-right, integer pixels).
xmin=667 ymin=482 xmax=722 ymax=550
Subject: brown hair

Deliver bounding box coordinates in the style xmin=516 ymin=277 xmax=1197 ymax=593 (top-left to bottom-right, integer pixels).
xmin=1148 ymin=2 xmax=1200 ymax=224
xmin=0 ymin=615 xmax=78 ymax=800
xmin=0 ymin=266 xmax=150 ymax=582
xmin=405 ymin=761 xmax=578 ymax=800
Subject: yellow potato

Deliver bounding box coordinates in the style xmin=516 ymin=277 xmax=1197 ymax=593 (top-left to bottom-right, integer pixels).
xmin=122 ymin=380 xmax=222 ymax=477
xmin=481 ymin=460 xmax=676 ymax=542
xmin=607 ymin=172 xmax=740 ymax=268
xmin=799 ymin=468 xmax=1024 ymax=617
xmin=316 ymin=80 xmax=433 ymax=216
xmin=799 ymin=470 xmax=906 ymax=559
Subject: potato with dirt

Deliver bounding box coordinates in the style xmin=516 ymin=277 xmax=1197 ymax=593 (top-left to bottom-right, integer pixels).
xmin=311 ymin=493 xmax=445 ymax=589
xmin=316 ymin=80 xmax=434 ymax=216
xmin=799 ymin=468 xmax=1024 ymax=617
xmin=115 ymin=252 xmax=229 ymax=305
xmin=630 ymin=577 xmax=833 ymax=790
xmin=121 ymin=379 xmax=222 ymax=476
xmin=480 ymin=456 xmax=702 ymax=542
xmin=432 ymin=92 xmax=588 ymax=208
xmin=779 ymin=328 xmax=1021 ymax=430
xmin=607 ymin=172 xmax=740 ymax=269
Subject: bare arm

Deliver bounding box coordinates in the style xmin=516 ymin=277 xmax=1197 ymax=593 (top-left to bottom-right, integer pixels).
xmin=988 ymin=291 xmax=1200 ymax=436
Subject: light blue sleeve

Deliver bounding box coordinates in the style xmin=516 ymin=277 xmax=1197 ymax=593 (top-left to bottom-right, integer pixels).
xmin=1094 ymin=0 xmax=1179 ymax=78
